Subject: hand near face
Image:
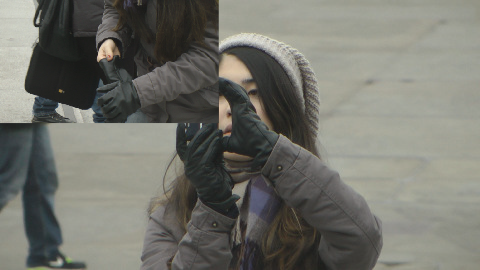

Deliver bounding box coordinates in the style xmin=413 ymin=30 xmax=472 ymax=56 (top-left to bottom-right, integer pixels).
xmin=219 ymin=78 xmax=279 ymax=171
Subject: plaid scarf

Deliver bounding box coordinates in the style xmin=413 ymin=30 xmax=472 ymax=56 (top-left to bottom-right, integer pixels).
xmin=230 ymin=175 xmax=282 ymax=270
xmin=123 ymin=0 xmax=148 ymax=9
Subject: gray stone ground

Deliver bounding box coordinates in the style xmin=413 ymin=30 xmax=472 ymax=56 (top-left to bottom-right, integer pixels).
xmin=0 ymin=0 xmax=480 ymax=269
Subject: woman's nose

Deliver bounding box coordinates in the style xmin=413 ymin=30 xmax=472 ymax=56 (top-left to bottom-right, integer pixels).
xmin=220 ymin=97 xmax=232 ymax=118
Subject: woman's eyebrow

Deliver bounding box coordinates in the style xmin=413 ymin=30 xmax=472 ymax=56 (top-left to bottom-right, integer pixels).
xmin=241 ymin=78 xmax=255 ymax=85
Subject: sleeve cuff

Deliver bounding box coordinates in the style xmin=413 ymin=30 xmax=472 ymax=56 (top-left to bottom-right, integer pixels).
xmin=261 ymin=135 xmax=301 ymax=186
xmin=190 ymin=199 xmax=237 ymax=233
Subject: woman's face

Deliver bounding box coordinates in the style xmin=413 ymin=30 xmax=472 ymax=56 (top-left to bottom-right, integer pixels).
xmin=219 ymin=54 xmax=274 ymax=162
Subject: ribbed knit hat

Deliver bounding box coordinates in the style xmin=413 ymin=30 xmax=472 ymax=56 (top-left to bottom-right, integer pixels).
xmin=220 ymin=33 xmax=321 ymax=139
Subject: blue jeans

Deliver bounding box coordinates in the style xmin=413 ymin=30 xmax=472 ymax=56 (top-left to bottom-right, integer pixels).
xmin=32 ymin=97 xmax=59 ymax=117
xmin=32 ymin=80 xmax=106 ymax=123
xmin=0 ymin=125 xmax=63 ymax=267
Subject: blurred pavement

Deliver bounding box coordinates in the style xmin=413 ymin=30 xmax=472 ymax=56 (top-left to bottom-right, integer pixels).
xmin=0 ymin=124 xmax=177 ymax=270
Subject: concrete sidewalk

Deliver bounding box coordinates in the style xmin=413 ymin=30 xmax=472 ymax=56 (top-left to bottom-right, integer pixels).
xmin=0 ymin=0 xmax=97 ymax=123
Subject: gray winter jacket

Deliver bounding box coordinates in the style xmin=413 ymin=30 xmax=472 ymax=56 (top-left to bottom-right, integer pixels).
xmin=96 ymin=0 xmax=219 ymax=123
xmin=141 ymin=135 xmax=383 ymax=270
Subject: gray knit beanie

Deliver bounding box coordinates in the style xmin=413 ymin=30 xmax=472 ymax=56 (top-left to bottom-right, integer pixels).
xmin=220 ymin=33 xmax=321 ymax=139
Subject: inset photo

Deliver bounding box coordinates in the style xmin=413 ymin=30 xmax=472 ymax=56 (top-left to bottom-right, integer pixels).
xmin=1 ymin=0 xmax=219 ymax=123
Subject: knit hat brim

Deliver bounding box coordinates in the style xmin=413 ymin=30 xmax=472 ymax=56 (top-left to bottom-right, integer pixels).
xmin=220 ymin=33 xmax=321 ymax=139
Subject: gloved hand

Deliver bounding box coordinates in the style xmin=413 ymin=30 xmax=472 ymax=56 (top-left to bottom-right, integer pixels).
xmin=177 ymin=123 xmax=239 ymax=214
xmin=219 ymin=78 xmax=279 ymax=171
xmin=98 ymin=56 xmax=132 ymax=84
xmin=96 ymin=79 xmax=141 ymax=123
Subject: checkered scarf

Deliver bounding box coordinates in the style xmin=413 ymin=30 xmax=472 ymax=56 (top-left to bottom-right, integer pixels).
xmin=230 ymin=175 xmax=282 ymax=269
xmin=123 ymin=0 xmax=148 ymax=9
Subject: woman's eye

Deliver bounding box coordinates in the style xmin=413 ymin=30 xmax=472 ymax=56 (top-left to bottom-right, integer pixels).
xmin=247 ymin=89 xmax=258 ymax=96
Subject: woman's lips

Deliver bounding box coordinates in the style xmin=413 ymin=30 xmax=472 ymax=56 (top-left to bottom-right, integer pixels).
xmin=223 ymin=124 xmax=232 ymax=135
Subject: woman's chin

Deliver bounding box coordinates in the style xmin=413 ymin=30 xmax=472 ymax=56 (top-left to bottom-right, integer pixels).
xmin=223 ymin=152 xmax=253 ymax=162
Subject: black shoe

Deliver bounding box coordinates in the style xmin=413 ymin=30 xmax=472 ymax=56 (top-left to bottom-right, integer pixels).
xmin=32 ymin=112 xmax=76 ymax=123
xmin=27 ymin=253 xmax=86 ymax=269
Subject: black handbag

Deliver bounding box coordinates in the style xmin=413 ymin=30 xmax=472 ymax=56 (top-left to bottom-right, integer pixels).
xmin=24 ymin=43 xmax=99 ymax=110
xmin=34 ymin=0 xmax=81 ymax=61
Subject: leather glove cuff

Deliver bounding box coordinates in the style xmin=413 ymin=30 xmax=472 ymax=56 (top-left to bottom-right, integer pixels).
xmin=201 ymin=194 xmax=240 ymax=218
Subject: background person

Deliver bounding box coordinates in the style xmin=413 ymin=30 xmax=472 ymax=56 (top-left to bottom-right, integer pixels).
xmin=0 ymin=124 xmax=86 ymax=270
xmin=96 ymin=0 xmax=219 ymax=123
xmin=31 ymin=0 xmax=108 ymax=124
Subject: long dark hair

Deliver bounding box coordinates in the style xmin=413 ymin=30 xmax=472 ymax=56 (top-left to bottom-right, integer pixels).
xmin=149 ymin=47 xmax=322 ymax=270
xmin=220 ymin=47 xmax=321 ymax=270
xmin=223 ymin=47 xmax=318 ymax=156
xmin=112 ymin=0 xmax=218 ymax=63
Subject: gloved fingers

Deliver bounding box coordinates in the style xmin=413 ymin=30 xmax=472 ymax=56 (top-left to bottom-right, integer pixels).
xmin=96 ymin=81 xmax=119 ymax=94
xmin=187 ymin=124 xmax=218 ymax=163
xmin=176 ymin=123 xmax=187 ymax=161
xmin=96 ymin=89 xmax=116 ymax=108
xmin=99 ymin=94 xmax=122 ymax=120
xmin=223 ymin=168 xmax=235 ymax=188
xmin=185 ymin=123 xmax=201 ymax=141
xmin=104 ymin=118 xmax=118 ymax=124
xmin=105 ymin=96 xmax=130 ymax=123
xmin=102 ymin=104 xmax=126 ymax=123
xmin=219 ymin=77 xmax=248 ymax=103
xmin=201 ymin=129 xmax=223 ymax=166
xmin=100 ymin=103 xmax=121 ymax=120
xmin=219 ymin=78 xmax=252 ymax=108
xmin=107 ymin=112 xmax=128 ymax=123
xmin=221 ymin=135 xmax=232 ymax=153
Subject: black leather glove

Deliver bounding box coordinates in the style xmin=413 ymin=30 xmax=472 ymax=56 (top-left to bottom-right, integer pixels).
xmin=96 ymin=80 xmax=141 ymax=123
xmin=219 ymin=78 xmax=279 ymax=171
xmin=176 ymin=123 xmax=201 ymax=161
xmin=176 ymin=123 xmax=239 ymax=214
xmin=98 ymin=56 xmax=132 ymax=84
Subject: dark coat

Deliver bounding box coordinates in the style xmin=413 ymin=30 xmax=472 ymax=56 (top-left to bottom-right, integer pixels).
xmin=72 ymin=0 xmax=104 ymax=37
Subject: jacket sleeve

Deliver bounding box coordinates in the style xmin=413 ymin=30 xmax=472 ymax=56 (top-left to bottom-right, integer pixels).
xmin=96 ymin=0 xmax=132 ymax=54
xmin=141 ymin=200 xmax=236 ymax=270
xmin=132 ymin=22 xmax=219 ymax=108
xmin=262 ymin=135 xmax=383 ymax=270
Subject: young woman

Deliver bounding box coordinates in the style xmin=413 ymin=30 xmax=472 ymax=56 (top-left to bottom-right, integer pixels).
xmin=95 ymin=0 xmax=219 ymax=123
xmin=141 ymin=33 xmax=383 ymax=270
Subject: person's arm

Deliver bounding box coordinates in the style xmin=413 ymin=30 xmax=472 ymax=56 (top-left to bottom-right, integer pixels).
xmin=141 ymin=205 xmax=179 ymax=270
xmin=219 ymin=78 xmax=382 ymax=269
xmin=96 ymin=0 xmax=132 ymax=58
xmin=132 ymin=22 xmax=218 ymax=108
xmin=141 ymin=201 xmax=236 ymax=270
xmin=143 ymin=123 xmax=240 ymax=269
xmin=262 ymin=136 xmax=383 ymax=270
